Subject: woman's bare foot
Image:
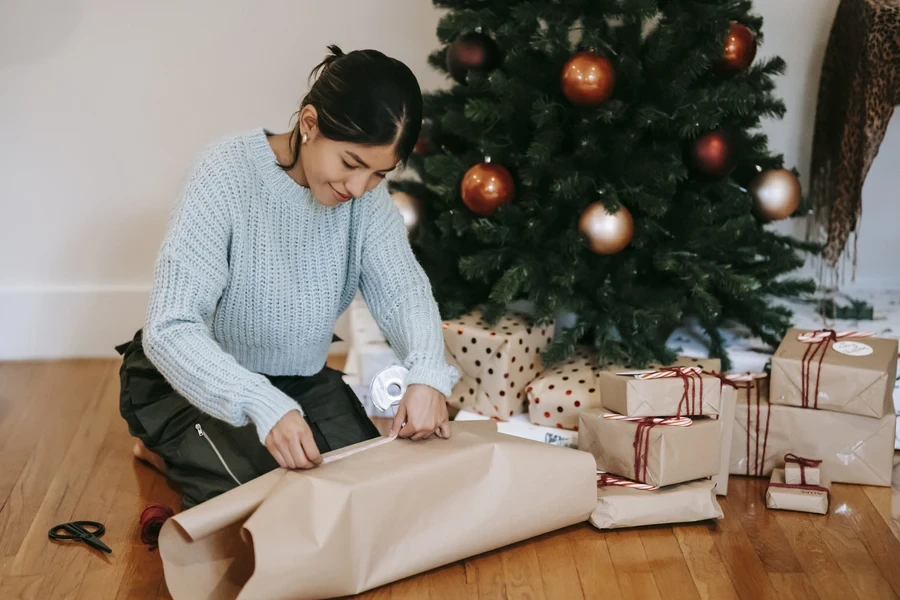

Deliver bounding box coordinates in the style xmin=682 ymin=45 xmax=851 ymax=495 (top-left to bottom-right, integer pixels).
xmin=133 ymin=439 xmax=168 ymax=474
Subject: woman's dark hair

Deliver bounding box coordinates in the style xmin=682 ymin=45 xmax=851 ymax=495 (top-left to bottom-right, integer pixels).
xmin=278 ymin=45 xmax=423 ymax=171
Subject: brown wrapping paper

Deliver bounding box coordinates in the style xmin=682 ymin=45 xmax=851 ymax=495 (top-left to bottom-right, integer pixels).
xmin=590 ymin=479 xmax=723 ymax=530
xmin=526 ymin=347 xmax=603 ymax=430
xmin=578 ymin=409 xmax=722 ymax=487
xmin=158 ymin=421 xmax=596 ymax=600
xmin=770 ymin=328 xmax=898 ymax=418
xmin=765 ymin=469 xmax=829 ymax=515
xmin=784 ymin=455 xmax=822 ymax=486
xmin=712 ymin=382 xmax=737 ymax=496
xmin=599 ymin=358 xmax=723 ymax=418
xmin=729 ymin=376 xmax=896 ymax=486
xmin=443 ymin=311 xmax=555 ymax=419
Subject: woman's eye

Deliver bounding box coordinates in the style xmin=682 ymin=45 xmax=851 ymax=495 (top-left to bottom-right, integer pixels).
xmin=342 ymin=160 xmax=355 ymax=169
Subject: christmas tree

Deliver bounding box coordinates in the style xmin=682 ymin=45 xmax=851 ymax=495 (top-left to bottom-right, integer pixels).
xmin=390 ymin=0 xmax=817 ymax=370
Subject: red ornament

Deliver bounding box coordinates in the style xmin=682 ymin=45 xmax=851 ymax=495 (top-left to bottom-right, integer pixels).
xmin=460 ymin=161 xmax=515 ymax=216
xmin=561 ymin=51 xmax=616 ymax=106
xmin=413 ymin=135 xmax=432 ymax=155
xmin=687 ymin=129 xmax=737 ymax=178
xmin=446 ymin=32 xmax=501 ymax=84
xmin=714 ymin=22 xmax=757 ymax=75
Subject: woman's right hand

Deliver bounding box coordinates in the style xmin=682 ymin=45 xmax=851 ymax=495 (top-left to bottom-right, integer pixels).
xmin=265 ymin=410 xmax=322 ymax=469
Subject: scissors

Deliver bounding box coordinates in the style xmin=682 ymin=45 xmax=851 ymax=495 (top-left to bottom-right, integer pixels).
xmin=48 ymin=521 xmax=112 ymax=554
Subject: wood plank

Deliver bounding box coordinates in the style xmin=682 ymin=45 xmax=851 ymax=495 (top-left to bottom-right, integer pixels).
xmin=0 ymin=574 xmax=43 ymax=600
xmin=673 ymin=523 xmax=739 ymax=600
xmin=767 ymin=573 xmax=820 ymax=600
xmin=532 ymin=529 xmax=585 ymax=600
xmin=861 ymin=456 xmax=900 ymax=544
xmin=772 ymin=510 xmax=860 ymax=600
xmin=465 ymin=550 xmax=506 ymax=600
xmin=839 ymin=484 xmax=900 ymax=597
xmin=500 ymin=540 xmax=546 ymax=600
xmin=606 ymin=530 xmax=662 ymax=599
xmin=813 ymin=484 xmax=896 ymax=599
xmin=639 ymin=528 xmax=701 ymax=600
xmin=569 ymin=526 xmax=624 ymax=600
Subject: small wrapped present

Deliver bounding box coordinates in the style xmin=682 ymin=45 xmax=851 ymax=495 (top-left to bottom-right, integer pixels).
xmin=730 ymin=374 xmax=896 ymax=486
xmin=599 ymin=362 xmax=723 ymax=418
xmin=783 ymin=453 xmax=822 ymax=486
xmin=443 ymin=310 xmax=554 ymax=420
xmin=578 ymin=409 xmax=722 ymax=487
xmin=770 ymin=328 xmax=898 ymax=418
xmin=158 ymin=422 xmax=596 ymax=600
xmin=526 ymin=347 xmax=604 ymax=430
xmin=765 ymin=469 xmax=829 ymax=515
xmin=590 ymin=474 xmax=723 ymax=530
xmin=455 ymin=409 xmax=578 ymax=449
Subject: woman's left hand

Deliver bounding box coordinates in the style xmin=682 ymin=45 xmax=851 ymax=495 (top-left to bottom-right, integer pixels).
xmin=390 ymin=384 xmax=450 ymax=441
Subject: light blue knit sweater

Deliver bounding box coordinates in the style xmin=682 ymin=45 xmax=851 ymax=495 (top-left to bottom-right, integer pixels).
xmin=144 ymin=128 xmax=458 ymax=444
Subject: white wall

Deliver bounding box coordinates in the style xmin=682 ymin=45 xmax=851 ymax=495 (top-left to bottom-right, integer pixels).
xmin=1 ymin=0 xmax=897 ymax=359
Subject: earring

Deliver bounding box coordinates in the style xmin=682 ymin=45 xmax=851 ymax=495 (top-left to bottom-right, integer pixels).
xmin=302 ymin=133 xmax=308 ymax=144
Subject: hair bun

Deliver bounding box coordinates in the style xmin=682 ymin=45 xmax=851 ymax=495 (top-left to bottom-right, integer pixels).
xmin=325 ymin=44 xmax=345 ymax=64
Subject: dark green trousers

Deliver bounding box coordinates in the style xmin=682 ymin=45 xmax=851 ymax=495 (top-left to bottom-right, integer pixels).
xmin=117 ymin=330 xmax=380 ymax=509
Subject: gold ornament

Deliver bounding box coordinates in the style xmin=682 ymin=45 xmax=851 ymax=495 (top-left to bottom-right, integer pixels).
xmin=391 ymin=191 xmax=422 ymax=231
xmin=749 ymin=169 xmax=801 ymax=221
xmin=578 ymin=201 xmax=633 ymax=254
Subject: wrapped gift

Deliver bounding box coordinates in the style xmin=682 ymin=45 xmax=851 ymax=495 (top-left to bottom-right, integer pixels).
xmin=783 ymin=453 xmax=822 ymax=486
xmin=765 ymin=469 xmax=829 ymax=515
xmin=526 ymin=347 xmax=604 ymax=430
xmin=769 ymin=328 xmax=898 ymax=418
xmin=443 ymin=310 xmax=555 ymax=419
xmin=590 ymin=475 xmax=723 ymax=530
xmin=159 ymin=422 xmax=596 ymax=600
xmin=454 ymin=408 xmax=579 ymax=448
xmin=712 ymin=377 xmax=738 ymax=496
xmin=730 ymin=374 xmax=896 ymax=486
xmin=578 ymin=409 xmax=722 ymax=487
xmin=599 ymin=363 xmax=723 ymax=418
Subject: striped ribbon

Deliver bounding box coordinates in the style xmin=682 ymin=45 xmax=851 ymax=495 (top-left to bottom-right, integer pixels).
xmin=602 ymin=414 xmax=693 ymax=427
xmin=797 ymin=330 xmax=875 ymax=409
xmin=636 ymin=366 xmax=702 ymax=379
xmin=597 ymin=471 xmax=659 ymax=491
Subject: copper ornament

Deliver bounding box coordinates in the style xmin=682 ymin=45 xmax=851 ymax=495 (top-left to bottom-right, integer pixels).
xmin=461 ymin=162 xmax=515 ymax=217
xmin=561 ymin=51 xmax=616 ymax=106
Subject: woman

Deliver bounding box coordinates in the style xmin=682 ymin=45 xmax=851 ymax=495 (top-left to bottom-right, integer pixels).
xmin=117 ymin=45 xmax=458 ymax=509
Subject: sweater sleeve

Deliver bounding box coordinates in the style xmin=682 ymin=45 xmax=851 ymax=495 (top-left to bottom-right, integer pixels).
xmin=358 ymin=184 xmax=459 ymax=396
xmin=143 ymin=153 xmax=301 ymax=445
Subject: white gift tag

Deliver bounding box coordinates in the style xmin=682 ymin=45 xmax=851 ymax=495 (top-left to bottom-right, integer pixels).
xmin=832 ymin=341 xmax=874 ymax=357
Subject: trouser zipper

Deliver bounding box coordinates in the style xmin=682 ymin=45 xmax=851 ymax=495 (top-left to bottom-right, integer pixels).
xmin=195 ymin=423 xmax=243 ymax=486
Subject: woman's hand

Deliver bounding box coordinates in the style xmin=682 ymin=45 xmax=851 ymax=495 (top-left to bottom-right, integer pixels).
xmin=390 ymin=384 xmax=450 ymax=441
xmin=265 ymin=410 xmax=322 ymax=469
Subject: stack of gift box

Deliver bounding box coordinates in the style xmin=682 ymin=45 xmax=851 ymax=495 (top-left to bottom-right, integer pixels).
xmin=730 ymin=328 xmax=898 ymax=514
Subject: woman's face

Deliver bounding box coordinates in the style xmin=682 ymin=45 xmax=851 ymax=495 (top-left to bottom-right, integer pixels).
xmin=299 ymin=107 xmax=399 ymax=207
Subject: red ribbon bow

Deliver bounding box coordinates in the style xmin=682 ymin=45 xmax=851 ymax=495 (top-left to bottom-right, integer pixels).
xmin=783 ymin=453 xmax=822 ymax=486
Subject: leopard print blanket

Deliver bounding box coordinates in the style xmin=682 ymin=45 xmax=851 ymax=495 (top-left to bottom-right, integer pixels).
xmin=808 ymin=0 xmax=900 ymax=267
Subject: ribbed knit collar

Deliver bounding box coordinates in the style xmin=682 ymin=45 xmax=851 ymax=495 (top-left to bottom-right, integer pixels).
xmin=248 ymin=127 xmax=314 ymax=204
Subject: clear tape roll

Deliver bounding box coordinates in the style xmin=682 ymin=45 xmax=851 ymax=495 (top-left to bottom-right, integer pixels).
xmin=370 ymin=365 xmax=409 ymax=414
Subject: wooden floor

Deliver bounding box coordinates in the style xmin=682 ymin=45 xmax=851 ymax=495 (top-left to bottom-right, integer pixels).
xmin=1 ymin=359 xmax=899 ymax=600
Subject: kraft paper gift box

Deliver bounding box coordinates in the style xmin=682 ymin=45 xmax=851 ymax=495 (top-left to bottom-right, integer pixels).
xmin=578 ymin=409 xmax=722 ymax=487
xmin=443 ymin=310 xmax=555 ymax=419
xmin=590 ymin=475 xmax=723 ymax=530
xmin=712 ymin=378 xmax=738 ymax=496
xmin=599 ymin=358 xmax=724 ymax=418
xmin=729 ymin=375 xmax=896 ymax=486
xmin=783 ymin=454 xmax=822 ymax=486
xmin=765 ymin=469 xmax=829 ymax=515
xmin=527 ymin=347 xmax=604 ymax=430
xmin=158 ymin=421 xmax=596 ymax=600
xmin=769 ymin=328 xmax=898 ymax=418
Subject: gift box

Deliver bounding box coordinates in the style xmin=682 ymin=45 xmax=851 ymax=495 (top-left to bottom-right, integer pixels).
xmin=769 ymin=328 xmax=898 ymax=418
xmin=454 ymin=409 xmax=579 ymax=449
xmin=443 ymin=310 xmax=554 ymax=419
xmin=578 ymin=409 xmax=722 ymax=487
xmin=526 ymin=347 xmax=604 ymax=430
xmin=590 ymin=475 xmax=723 ymax=530
xmin=730 ymin=374 xmax=896 ymax=486
xmin=712 ymin=378 xmax=738 ymax=496
xmin=598 ymin=359 xmax=723 ymax=418
xmin=765 ymin=469 xmax=829 ymax=515
xmin=783 ymin=453 xmax=822 ymax=486
xmin=158 ymin=422 xmax=596 ymax=600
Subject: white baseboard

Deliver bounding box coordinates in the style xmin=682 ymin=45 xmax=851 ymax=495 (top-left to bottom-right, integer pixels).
xmin=0 ymin=284 xmax=150 ymax=360
xmin=0 ymin=284 xmax=354 ymax=361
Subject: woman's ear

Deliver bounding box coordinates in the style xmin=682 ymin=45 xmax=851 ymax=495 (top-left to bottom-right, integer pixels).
xmin=299 ymin=105 xmax=319 ymax=140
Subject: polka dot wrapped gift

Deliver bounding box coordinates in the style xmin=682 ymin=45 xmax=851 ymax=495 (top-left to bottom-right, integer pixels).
xmin=526 ymin=348 xmax=604 ymax=430
xmin=443 ymin=311 xmax=554 ymax=420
